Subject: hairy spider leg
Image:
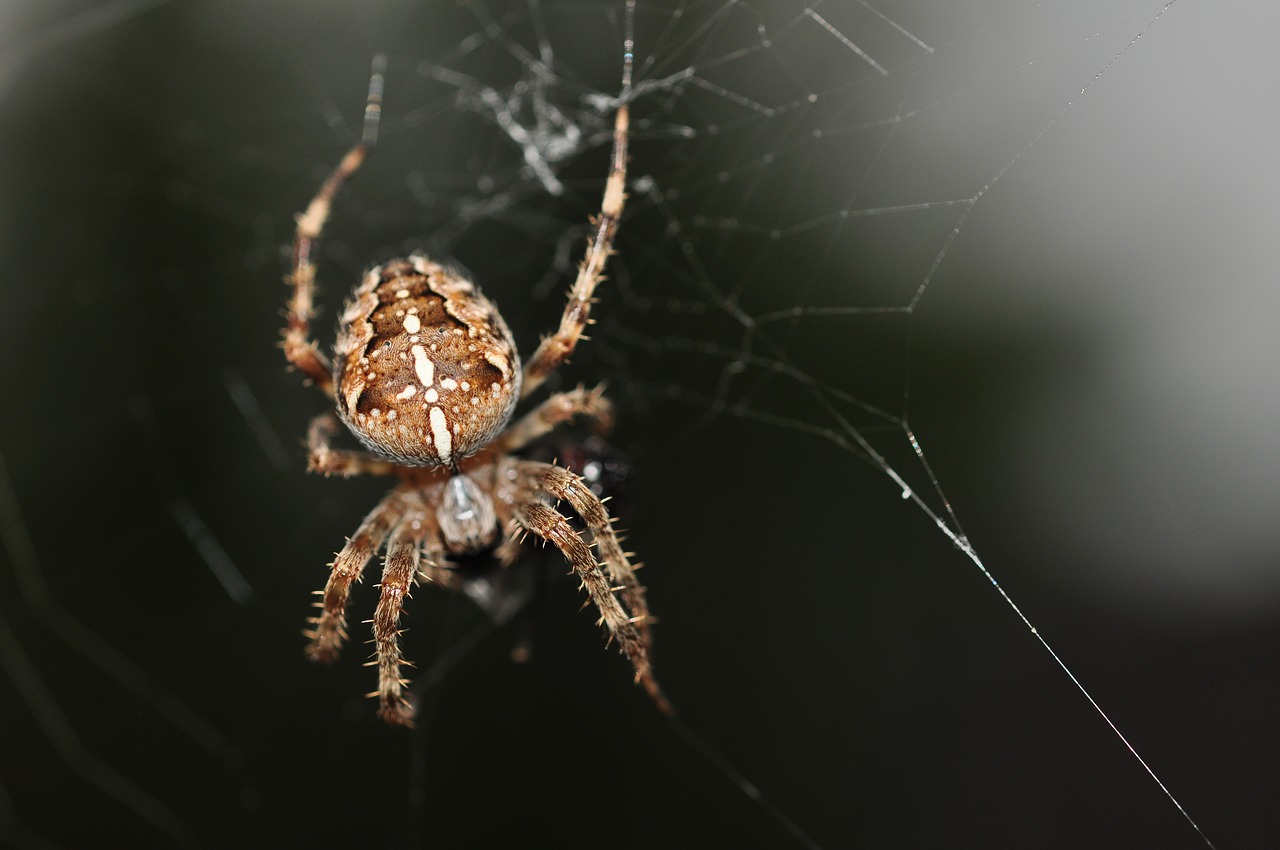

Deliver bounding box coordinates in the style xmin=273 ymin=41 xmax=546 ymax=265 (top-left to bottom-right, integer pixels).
xmin=371 ymin=515 xmax=428 ymax=725
xmin=490 ymin=385 xmax=614 ymax=455
xmin=513 ymin=498 xmax=671 ymax=716
xmin=520 ymin=52 xmax=633 ymax=400
xmin=307 ymin=413 xmax=401 ymax=477
xmin=516 ymin=460 xmax=656 ymax=657
xmin=284 ymin=56 xmax=386 ymax=398
xmin=306 ymin=488 xmax=402 ymax=663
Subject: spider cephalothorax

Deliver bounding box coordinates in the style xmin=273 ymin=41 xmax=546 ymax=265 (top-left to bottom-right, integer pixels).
xmin=282 ymin=51 xmax=667 ymax=725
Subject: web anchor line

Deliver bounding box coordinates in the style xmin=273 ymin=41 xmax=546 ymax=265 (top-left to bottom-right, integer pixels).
xmin=871 ymin=1 xmax=1216 ymax=844
xmin=665 ymin=711 xmax=824 ymax=850
xmin=900 ymin=429 xmax=1217 ymax=850
xmin=730 ymin=307 xmax=1218 ymax=848
xmin=899 ymin=2 xmax=1214 ymax=844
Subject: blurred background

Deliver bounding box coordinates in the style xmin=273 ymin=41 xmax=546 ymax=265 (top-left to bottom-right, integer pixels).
xmin=0 ymin=1 xmax=1276 ymax=847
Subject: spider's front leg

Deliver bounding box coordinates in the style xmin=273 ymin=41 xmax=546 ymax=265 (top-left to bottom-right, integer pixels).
xmin=371 ymin=515 xmax=428 ymax=726
xmin=306 ymin=490 xmax=403 ymax=663
xmin=284 ymin=56 xmax=384 ymax=396
xmin=520 ymin=76 xmax=631 ymax=400
xmin=513 ymin=499 xmax=671 ymax=715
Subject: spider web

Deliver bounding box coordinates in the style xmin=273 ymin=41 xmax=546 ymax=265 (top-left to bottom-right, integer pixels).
xmin=1 ymin=0 xmax=1277 ymax=847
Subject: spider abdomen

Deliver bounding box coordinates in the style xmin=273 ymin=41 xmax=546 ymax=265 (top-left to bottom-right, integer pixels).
xmin=333 ymin=254 xmax=522 ymax=466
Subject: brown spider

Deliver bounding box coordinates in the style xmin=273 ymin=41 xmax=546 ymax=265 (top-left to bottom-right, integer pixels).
xmin=285 ymin=52 xmax=668 ymax=725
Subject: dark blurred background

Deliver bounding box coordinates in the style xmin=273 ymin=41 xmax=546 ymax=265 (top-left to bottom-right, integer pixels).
xmin=0 ymin=1 xmax=1276 ymax=848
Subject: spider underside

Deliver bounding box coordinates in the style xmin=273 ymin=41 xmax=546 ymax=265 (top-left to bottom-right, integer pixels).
xmin=283 ymin=56 xmax=668 ymax=725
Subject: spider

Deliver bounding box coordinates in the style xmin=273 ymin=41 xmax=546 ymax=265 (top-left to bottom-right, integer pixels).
xmin=283 ymin=51 xmax=668 ymax=726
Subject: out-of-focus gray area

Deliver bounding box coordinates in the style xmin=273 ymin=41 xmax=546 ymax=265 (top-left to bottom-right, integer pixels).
xmin=930 ymin=0 xmax=1280 ymax=618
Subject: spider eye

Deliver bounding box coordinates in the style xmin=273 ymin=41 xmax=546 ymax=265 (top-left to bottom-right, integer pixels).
xmin=332 ymin=255 xmax=522 ymax=466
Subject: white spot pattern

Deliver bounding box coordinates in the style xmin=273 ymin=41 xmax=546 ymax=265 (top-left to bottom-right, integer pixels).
xmin=429 ymin=406 xmax=451 ymax=463
xmin=410 ymin=344 xmax=434 ymax=387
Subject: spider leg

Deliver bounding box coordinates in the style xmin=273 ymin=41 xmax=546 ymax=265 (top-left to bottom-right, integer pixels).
xmin=305 ymin=488 xmax=403 ymax=663
xmin=516 ymin=460 xmax=654 ymax=651
xmin=520 ymin=58 xmax=632 ymax=400
xmin=493 ymin=517 xmax=524 ymax=569
xmin=284 ymin=57 xmax=385 ymax=397
xmin=513 ymin=500 xmax=671 ymax=715
xmin=508 ymin=542 xmax=551 ymax=664
xmin=371 ymin=512 xmax=429 ymax=726
xmin=486 ymin=516 xmax=547 ymax=663
xmin=415 ymin=514 xmax=457 ymax=589
xmin=491 ymin=385 xmax=613 ymax=455
xmin=307 ymin=413 xmax=401 ymax=477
